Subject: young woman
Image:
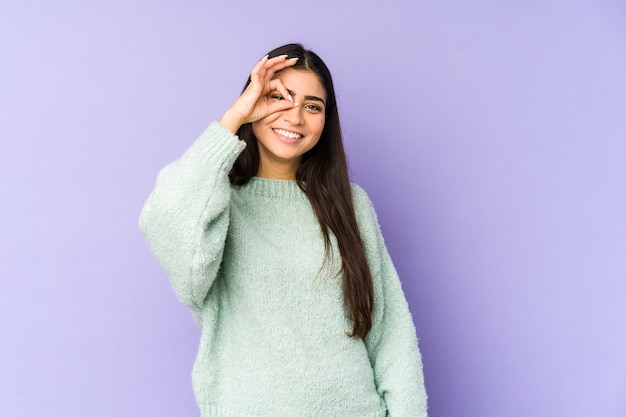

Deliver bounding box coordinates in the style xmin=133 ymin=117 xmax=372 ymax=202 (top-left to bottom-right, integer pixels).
xmin=139 ymin=43 xmax=427 ymax=417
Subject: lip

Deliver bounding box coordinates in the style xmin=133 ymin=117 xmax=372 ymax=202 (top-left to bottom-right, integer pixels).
xmin=272 ymin=127 xmax=304 ymax=144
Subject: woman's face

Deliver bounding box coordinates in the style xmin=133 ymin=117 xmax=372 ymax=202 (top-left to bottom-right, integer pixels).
xmin=252 ymin=68 xmax=327 ymax=179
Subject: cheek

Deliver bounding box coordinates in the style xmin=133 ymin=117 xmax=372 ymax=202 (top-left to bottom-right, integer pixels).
xmin=312 ymin=116 xmax=326 ymax=136
xmin=252 ymin=114 xmax=279 ymax=137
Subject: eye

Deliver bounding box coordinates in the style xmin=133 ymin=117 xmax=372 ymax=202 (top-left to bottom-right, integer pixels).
xmin=304 ymin=103 xmax=322 ymax=113
xmin=270 ymin=94 xmax=285 ymax=101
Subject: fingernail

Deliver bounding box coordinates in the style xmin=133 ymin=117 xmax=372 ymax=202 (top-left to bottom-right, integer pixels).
xmin=261 ymin=54 xmax=269 ymax=60
xmin=288 ymin=94 xmax=294 ymax=102
xmin=279 ymin=54 xmax=288 ymax=59
xmin=289 ymin=57 xmax=299 ymax=61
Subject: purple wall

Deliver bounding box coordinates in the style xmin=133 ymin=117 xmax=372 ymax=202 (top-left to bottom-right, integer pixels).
xmin=2 ymin=1 xmax=625 ymax=416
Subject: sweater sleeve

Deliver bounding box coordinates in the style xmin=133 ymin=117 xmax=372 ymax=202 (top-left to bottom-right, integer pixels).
xmin=353 ymin=185 xmax=428 ymax=417
xmin=139 ymin=122 xmax=246 ymax=312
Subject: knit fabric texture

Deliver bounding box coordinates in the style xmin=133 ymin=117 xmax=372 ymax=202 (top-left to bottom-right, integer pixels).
xmin=139 ymin=122 xmax=427 ymax=417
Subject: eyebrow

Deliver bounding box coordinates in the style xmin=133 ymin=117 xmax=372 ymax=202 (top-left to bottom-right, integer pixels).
xmin=287 ymin=89 xmax=326 ymax=106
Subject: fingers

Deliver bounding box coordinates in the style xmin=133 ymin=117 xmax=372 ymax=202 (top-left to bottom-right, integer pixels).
xmin=251 ymin=54 xmax=299 ymax=89
xmin=268 ymin=99 xmax=298 ymax=116
xmin=265 ymin=78 xmax=297 ymax=118
xmin=263 ymin=54 xmax=299 ymax=75
xmin=269 ymin=78 xmax=293 ymax=103
xmin=225 ymin=54 xmax=299 ymax=126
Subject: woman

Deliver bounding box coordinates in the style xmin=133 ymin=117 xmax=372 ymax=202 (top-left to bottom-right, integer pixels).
xmin=139 ymin=43 xmax=427 ymax=417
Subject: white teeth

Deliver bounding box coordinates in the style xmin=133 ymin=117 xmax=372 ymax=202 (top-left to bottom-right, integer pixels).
xmin=273 ymin=128 xmax=302 ymax=139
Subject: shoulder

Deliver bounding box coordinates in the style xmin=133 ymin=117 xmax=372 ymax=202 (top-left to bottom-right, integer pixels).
xmin=350 ymin=182 xmax=375 ymax=215
xmin=350 ymin=183 xmax=387 ymax=278
xmin=350 ymin=182 xmax=382 ymax=240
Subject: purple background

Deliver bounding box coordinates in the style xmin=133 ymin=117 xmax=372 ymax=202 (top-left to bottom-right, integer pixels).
xmin=2 ymin=1 xmax=625 ymax=416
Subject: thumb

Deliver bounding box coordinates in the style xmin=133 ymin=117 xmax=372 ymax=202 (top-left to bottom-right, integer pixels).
xmin=268 ymin=100 xmax=298 ymax=116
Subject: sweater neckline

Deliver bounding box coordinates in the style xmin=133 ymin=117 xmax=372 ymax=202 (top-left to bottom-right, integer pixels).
xmin=239 ymin=176 xmax=307 ymax=200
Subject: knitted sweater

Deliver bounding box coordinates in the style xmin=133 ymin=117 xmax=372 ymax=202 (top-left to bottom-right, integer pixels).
xmin=139 ymin=122 xmax=427 ymax=417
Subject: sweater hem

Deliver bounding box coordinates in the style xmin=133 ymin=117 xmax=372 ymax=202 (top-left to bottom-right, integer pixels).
xmin=200 ymin=403 xmax=386 ymax=417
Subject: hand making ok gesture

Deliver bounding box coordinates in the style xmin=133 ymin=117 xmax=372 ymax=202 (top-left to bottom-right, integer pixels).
xmin=219 ymin=54 xmax=299 ymax=134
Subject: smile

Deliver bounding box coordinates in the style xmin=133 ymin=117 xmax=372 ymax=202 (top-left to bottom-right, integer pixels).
xmin=273 ymin=128 xmax=303 ymax=140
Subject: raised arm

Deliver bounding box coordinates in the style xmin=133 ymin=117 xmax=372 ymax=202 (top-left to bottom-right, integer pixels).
xmin=139 ymin=54 xmax=300 ymax=312
xmin=139 ymin=123 xmax=245 ymax=311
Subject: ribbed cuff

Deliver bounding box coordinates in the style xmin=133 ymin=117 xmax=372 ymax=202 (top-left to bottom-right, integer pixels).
xmin=190 ymin=121 xmax=247 ymax=173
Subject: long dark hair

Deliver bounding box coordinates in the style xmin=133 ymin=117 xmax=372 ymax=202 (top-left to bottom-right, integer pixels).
xmin=229 ymin=43 xmax=374 ymax=339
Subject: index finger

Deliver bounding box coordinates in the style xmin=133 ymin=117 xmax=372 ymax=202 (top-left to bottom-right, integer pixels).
xmin=266 ymin=54 xmax=299 ymax=69
xmin=258 ymin=55 xmax=299 ymax=80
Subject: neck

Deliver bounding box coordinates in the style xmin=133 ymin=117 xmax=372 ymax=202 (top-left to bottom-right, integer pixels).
xmin=257 ymin=158 xmax=300 ymax=180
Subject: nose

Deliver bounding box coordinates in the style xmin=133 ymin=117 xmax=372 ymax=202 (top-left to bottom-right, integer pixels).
xmin=282 ymin=104 xmax=304 ymax=126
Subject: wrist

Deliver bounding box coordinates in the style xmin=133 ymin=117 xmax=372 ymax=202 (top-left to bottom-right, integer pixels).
xmin=219 ymin=109 xmax=246 ymax=135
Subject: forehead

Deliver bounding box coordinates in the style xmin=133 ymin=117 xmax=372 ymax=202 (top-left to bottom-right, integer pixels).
xmin=273 ymin=68 xmax=327 ymax=101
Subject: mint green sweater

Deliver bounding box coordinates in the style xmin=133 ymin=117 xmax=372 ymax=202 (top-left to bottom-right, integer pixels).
xmin=139 ymin=122 xmax=427 ymax=417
